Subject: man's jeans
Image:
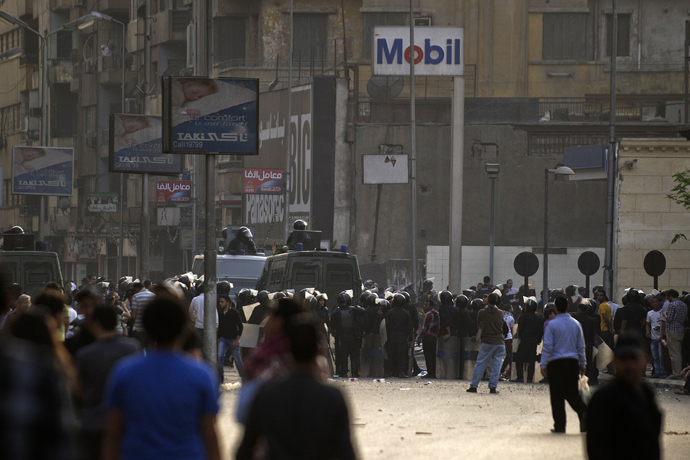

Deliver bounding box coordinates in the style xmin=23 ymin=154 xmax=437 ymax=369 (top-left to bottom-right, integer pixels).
xmin=470 ymin=343 xmax=506 ymax=389
xmin=650 ymin=338 xmax=665 ymax=375
xmin=218 ymin=337 xmax=245 ymax=381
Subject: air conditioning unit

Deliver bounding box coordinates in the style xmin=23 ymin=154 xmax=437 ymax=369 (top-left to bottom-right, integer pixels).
xmin=414 ymin=17 xmax=432 ymax=26
xmin=29 ymin=107 xmax=42 ymax=118
xmin=75 ymin=0 xmax=85 ymax=6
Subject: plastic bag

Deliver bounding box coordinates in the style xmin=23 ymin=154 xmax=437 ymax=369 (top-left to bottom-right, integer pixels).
xmin=578 ymin=374 xmax=591 ymax=405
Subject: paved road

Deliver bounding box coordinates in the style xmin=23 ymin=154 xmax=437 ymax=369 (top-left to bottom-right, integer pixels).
xmin=217 ymin=368 xmax=690 ymax=460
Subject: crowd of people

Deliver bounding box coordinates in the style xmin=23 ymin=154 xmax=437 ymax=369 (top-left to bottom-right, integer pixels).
xmin=1 ymin=270 xmax=686 ymax=459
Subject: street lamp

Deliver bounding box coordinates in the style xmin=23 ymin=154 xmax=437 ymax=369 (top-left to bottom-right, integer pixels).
xmin=0 ymin=47 xmax=22 ymax=61
xmin=71 ymin=11 xmax=127 ymax=280
xmin=485 ymin=163 xmax=500 ymax=283
xmin=542 ymin=166 xmax=575 ymax=305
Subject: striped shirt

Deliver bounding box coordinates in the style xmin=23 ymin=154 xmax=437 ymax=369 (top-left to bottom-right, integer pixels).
xmin=421 ymin=308 xmax=440 ymax=338
xmin=131 ymin=289 xmax=155 ymax=332
xmin=666 ymin=299 xmax=688 ymax=334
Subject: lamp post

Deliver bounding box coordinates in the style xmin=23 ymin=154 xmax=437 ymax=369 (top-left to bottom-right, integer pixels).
xmin=542 ymin=166 xmax=575 ymax=305
xmin=485 ymin=163 xmax=500 ymax=283
xmin=73 ymin=12 xmax=126 ymax=279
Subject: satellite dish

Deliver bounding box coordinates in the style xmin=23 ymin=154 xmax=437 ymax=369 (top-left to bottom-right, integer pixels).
xmin=57 ymin=197 xmax=71 ymax=212
xmin=367 ymin=76 xmax=404 ymax=100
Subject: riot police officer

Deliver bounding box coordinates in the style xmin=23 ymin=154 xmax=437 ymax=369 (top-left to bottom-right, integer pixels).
xmin=385 ymin=293 xmax=411 ymax=378
xmin=286 ymin=219 xmax=310 ymax=249
xmin=330 ymin=292 xmax=362 ymax=377
xmin=247 ymin=290 xmax=270 ymax=325
xmin=224 ymin=226 xmax=257 ymax=255
xmin=438 ymin=290 xmax=459 ymax=340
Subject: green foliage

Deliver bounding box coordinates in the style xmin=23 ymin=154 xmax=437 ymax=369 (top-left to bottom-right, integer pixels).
xmin=667 ymin=170 xmax=690 ymax=244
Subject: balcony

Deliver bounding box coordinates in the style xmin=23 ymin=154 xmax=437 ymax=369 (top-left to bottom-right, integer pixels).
xmin=96 ymin=0 xmax=130 ymax=13
xmin=50 ymin=0 xmax=73 ymax=10
xmin=150 ymin=9 xmax=190 ymax=46
xmin=50 ymin=61 xmax=72 ymax=85
xmin=97 ymin=54 xmax=135 ymax=86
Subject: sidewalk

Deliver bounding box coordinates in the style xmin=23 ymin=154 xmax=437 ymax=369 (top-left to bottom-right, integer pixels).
xmin=598 ymin=372 xmax=686 ymax=391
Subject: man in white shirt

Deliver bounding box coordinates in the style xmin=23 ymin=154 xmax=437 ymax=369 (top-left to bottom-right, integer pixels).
xmin=131 ymin=281 xmax=155 ymax=347
xmin=189 ymin=285 xmax=219 ymax=361
xmin=646 ymin=296 xmax=666 ymax=378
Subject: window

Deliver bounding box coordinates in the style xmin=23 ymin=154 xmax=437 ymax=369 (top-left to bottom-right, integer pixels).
xmin=606 ymin=14 xmax=631 ymax=57
xmin=362 ymin=13 xmax=407 ymax=60
xmin=293 ymin=14 xmax=328 ymax=65
xmin=215 ymin=16 xmax=246 ymax=64
xmin=542 ymin=13 xmax=589 ymax=60
xmin=56 ymin=30 xmax=71 ymax=60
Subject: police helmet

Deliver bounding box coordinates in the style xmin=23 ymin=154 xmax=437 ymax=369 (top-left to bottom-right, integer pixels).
xmin=455 ymin=294 xmax=469 ymax=310
xmin=401 ymin=291 xmax=411 ymax=304
xmin=360 ymin=290 xmax=371 ymax=305
xmin=6 ymin=226 xmax=24 ymax=234
xmin=470 ymin=298 xmax=483 ymax=311
xmin=392 ymin=293 xmax=406 ymax=308
xmin=366 ymin=294 xmax=378 ymax=307
xmin=217 ymin=280 xmax=232 ymax=296
xmin=293 ymin=219 xmax=307 ymax=231
xmin=274 ymin=292 xmax=286 ymax=300
xmin=337 ymin=292 xmax=352 ymax=306
xmin=308 ymin=296 xmax=318 ymax=310
xmin=257 ymin=290 xmax=270 ymax=304
xmin=237 ymin=288 xmax=254 ymax=304
xmin=439 ymin=290 xmax=453 ymax=305
xmin=378 ymin=299 xmax=390 ymax=310
xmin=236 ymin=226 xmax=253 ymax=238
xmin=525 ymin=298 xmax=538 ymax=312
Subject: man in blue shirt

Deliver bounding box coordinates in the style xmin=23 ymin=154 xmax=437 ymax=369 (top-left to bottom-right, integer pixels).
xmin=540 ymin=296 xmax=587 ymax=433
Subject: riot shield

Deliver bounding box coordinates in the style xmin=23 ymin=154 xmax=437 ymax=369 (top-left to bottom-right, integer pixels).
xmin=360 ymin=334 xmax=385 ymax=378
xmin=436 ymin=336 xmax=461 ymax=379
xmin=461 ymin=337 xmax=480 ymax=380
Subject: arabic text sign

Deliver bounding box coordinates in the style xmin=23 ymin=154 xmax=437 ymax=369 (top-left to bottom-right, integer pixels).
xmin=87 ymin=193 xmax=118 ymax=213
xmin=373 ymin=27 xmax=464 ymax=76
xmin=109 ymin=114 xmax=183 ymax=174
xmin=162 ymin=77 xmax=259 ymax=154
xmin=12 ymin=146 xmax=74 ymax=196
xmin=156 ymin=181 xmax=192 ymax=204
xmin=244 ymin=168 xmax=283 ymax=194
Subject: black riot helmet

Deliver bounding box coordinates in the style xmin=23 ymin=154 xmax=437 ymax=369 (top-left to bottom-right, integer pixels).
xmin=308 ymin=296 xmax=318 ymax=310
xmin=525 ymin=298 xmax=538 ymax=313
xmin=293 ymin=219 xmax=307 ymax=231
xmin=401 ymin=291 xmax=411 ymax=304
xmin=236 ymin=226 xmax=253 ymax=239
xmin=217 ymin=280 xmax=231 ymax=296
xmin=455 ymin=294 xmax=469 ymax=310
xmin=439 ymin=290 xmax=453 ymax=305
xmin=237 ymin=288 xmax=253 ymax=304
xmin=360 ymin=290 xmax=371 ymax=306
xmin=470 ymin=298 xmax=483 ymax=312
xmin=274 ymin=292 xmax=286 ymax=300
xmin=6 ymin=226 xmax=25 ymax=234
xmin=378 ymin=299 xmax=390 ymax=310
xmin=337 ymin=292 xmax=351 ymax=306
xmin=257 ymin=290 xmax=270 ymax=305
xmin=392 ymin=293 xmax=406 ymax=308
xmin=366 ymin=294 xmax=378 ymax=307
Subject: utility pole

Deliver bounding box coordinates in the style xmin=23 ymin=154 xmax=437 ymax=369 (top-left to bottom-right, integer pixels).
xmin=283 ymin=0 xmax=294 ymax=243
xmin=139 ymin=0 xmax=151 ymax=281
xmin=604 ymin=0 xmax=617 ymax=301
xmin=409 ymin=0 xmax=418 ymax=301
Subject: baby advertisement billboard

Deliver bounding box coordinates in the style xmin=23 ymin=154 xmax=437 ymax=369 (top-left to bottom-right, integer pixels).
xmin=12 ymin=146 xmax=74 ymax=196
xmin=162 ymin=77 xmax=259 ymax=155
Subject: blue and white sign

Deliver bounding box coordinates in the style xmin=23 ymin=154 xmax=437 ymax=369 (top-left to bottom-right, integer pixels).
xmin=373 ymin=27 xmax=464 ymax=76
xmin=109 ymin=114 xmax=183 ymax=174
xmin=163 ymin=77 xmax=259 ymax=155
xmin=12 ymin=146 xmax=74 ymax=196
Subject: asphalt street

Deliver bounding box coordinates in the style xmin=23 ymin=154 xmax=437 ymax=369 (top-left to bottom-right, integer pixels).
xmin=217 ymin=367 xmax=690 ymax=460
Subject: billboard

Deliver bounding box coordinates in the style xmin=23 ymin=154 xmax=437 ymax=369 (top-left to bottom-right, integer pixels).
xmin=244 ymin=168 xmax=283 ymax=194
xmin=156 ymin=180 xmax=192 ymax=204
xmin=12 ymin=146 xmax=74 ymax=196
xmin=0 ymin=165 xmax=3 ymax=206
xmin=87 ymin=193 xmax=118 ymax=212
xmin=109 ymin=114 xmax=183 ymax=174
xmin=162 ymin=77 xmax=259 ymax=154
xmin=363 ymin=154 xmax=409 ymax=184
xmin=373 ymin=27 xmax=464 ymax=76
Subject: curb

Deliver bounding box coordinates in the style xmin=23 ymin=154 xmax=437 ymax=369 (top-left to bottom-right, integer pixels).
xmin=598 ymin=374 xmax=686 ymax=391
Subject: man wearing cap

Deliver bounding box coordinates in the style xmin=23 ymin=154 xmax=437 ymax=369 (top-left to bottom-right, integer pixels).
xmin=586 ymin=332 xmax=663 ymax=460
xmin=540 ymin=296 xmax=587 ymax=433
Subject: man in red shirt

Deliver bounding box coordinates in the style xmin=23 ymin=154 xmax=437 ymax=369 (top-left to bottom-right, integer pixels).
xmin=417 ymin=299 xmax=440 ymax=378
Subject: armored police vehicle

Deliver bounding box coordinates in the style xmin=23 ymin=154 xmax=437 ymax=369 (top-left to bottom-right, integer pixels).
xmin=192 ymin=253 xmax=267 ymax=301
xmin=1 ymin=229 xmax=63 ymax=297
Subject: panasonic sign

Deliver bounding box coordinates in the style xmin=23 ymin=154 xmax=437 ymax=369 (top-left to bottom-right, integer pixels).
xmin=373 ymin=27 xmax=464 ymax=76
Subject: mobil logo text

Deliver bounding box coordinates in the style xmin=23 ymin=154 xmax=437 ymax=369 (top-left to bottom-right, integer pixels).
xmin=372 ymin=27 xmax=464 ymax=77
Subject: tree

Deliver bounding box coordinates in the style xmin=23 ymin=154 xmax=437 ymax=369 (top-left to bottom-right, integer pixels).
xmin=667 ymin=170 xmax=690 ymax=243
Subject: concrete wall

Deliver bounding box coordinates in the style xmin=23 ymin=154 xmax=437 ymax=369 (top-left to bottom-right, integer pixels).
xmin=427 ymin=244 xmax=605 ymax=294
xmin=617 ymin=138 xmax=690 ymax=302
xmin=351 ymin=120 xmax=608 ymax=265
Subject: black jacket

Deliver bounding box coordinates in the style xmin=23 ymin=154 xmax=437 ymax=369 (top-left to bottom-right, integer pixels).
xmin=586 ymin=379 xmax=662 ymax=460
xmin=439 ymin=303 xmax=459 ymax=336
xmin=385 ymin=306 xmax=411 ymax=337
xmin=218 ymin=307 xmax=243 ymax=340
xmin=457 ymin=308 xmax=477 ymax=337
xmin=517 ymin=312 xmax=543 ymax=344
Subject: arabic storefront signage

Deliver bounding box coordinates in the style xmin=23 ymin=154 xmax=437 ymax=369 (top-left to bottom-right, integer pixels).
xmin=87 ymin=193 xmax=118 ymax=212
xmin=244 ymin=168 xmax=283 ymax=194
xmin=156 ymin=180 xmax=192 ymax=204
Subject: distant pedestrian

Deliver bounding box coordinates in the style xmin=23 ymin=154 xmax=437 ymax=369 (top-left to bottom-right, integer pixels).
xmin=467 ymin=293 xmax=506 ymax=394
xmin=75 ymin=306 xmax=140 ymax=460
xmin=236 ymin=316 xmax=357 ymax=460
xmin=417 ymin=299 xmax=440 ymax=379
xmin=130 ymin=281 xmax=155 ymax=347
xmin=102 ymin=296 xmax=221 ymax=460
xmin=188 ymin=283 xmax=219 ymax=361
xmin=540 ymin=296 xmax=587 ymax=433
xmin=514 ymin=299 xmax=543 ymax=383
xmin=646 ymin=296 xmax=666 ymax=378
xmin=217 ymin=294 xmax=244 ymax=382
xmin=586 ymin=332 xmax=662 ymax=460
xmin=662 ymin=289 xmax=687 ymax=379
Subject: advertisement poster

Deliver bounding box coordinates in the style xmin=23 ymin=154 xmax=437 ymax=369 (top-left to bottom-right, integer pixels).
xmin=12 ymin=146 xmax=74 ymax=196
xmin=244 ymin=168 xmax=283 ymax=194
xmin=156 ymin=180 xmax=192 ymax=204
xmin=109 ymin=114 xmax=183 ymax=174
xmin=162 ymin=77 xmax=259 ymax=154
xmin=87 ymin=193 xmax=118 ymax=212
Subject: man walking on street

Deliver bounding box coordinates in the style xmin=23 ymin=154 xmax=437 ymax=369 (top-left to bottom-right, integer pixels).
xmin=662 ymin=289 xmax=687 ymax=379
xmin=540 ymin=296 xmax=587 ymax=433
xmin=217 ymin=294 xmax=244 ymax=382
xmin=417 ymin=299 xmax=440 ymax=378
xmin=514 ymin=299 xmax=543 ymax=383
xmin=467 ymin=293 xmax=506 ymax=394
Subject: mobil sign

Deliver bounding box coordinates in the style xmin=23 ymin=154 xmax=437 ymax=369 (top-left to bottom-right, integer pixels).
xmin=373 ymin=27 xmax=464 ymax=76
